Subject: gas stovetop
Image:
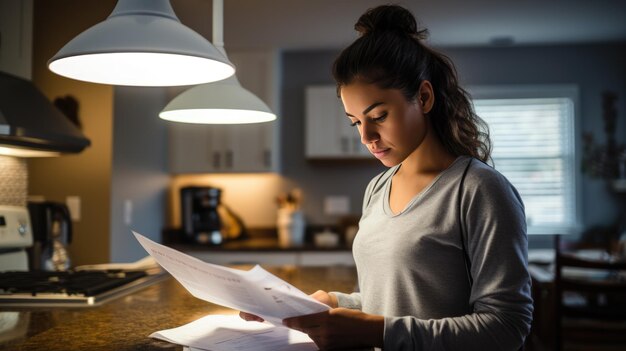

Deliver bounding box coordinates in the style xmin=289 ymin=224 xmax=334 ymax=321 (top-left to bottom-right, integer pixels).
xmin=0 ymin=270 xmax=166 ymax=307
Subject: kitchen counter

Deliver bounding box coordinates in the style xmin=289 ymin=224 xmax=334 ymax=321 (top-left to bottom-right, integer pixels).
xmin=0 ymin=266 xmax=357 ymax=351
xmin=174 ymin=239 xmax=356 ymax=266
xmin=164 ymin=229 xmax=356 ymax=266
xmin=171 ymin=237 xmax=352 ymax=252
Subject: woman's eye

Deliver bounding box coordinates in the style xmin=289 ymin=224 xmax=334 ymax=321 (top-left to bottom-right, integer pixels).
xmin=349 ymin=120 xmax=360 ymax=127
xmin=372 ymin=113 xmax=388 ymax=122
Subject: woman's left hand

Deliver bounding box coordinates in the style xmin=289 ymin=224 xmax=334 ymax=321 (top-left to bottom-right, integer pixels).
xmin=282 ymin=307 xmax=384 ymax=350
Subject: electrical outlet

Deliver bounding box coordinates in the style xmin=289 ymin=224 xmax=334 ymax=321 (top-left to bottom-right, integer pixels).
xmin=324 ymin=195 xmax=350 ymax=215
xmin=66 ymin=196 xmax=81 ymax=221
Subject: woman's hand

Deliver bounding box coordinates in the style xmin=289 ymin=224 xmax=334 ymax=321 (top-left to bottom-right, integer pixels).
xmin=239 ymin=311 xmax=265 ymax=322
xmin=309 ymin=290 xmax=339 ymax=308
xmin=283 ymin=308 xmax=384 ymax=350
xmin=239 ymin=290 xmax=338 ymax=323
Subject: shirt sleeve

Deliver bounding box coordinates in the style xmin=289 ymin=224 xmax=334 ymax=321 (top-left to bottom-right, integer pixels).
xmin=383 ymin=164 xmax=533 ymax=351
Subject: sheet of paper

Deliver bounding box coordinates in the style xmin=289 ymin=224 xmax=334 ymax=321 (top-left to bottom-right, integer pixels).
xmin=133 ymin=231 xmax=329 ymax=324
xmin=152 ymin=314 xmax=316 ymax=351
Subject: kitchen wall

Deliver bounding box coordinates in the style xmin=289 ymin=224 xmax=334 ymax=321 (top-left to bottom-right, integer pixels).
xmin=110 ymin=86 xmax=169 ymax=263
xmin=28 ymin=0 xmax=116 ymax=265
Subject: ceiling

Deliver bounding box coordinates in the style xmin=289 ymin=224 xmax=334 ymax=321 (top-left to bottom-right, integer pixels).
xmin=171 ymin=0 xmax=626 ymax=51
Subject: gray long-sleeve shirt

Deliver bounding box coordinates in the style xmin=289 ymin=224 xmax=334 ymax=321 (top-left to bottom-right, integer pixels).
xmin=333 ymin=156 xmax=533 ymax=350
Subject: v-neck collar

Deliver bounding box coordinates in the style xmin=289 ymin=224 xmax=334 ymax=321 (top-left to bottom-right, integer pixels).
xmin=382 ymin=156 xmax=466 ymax=217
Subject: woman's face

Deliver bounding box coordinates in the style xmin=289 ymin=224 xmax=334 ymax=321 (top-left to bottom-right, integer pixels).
xmin=340 ymin=81 xmax=428 ymax=167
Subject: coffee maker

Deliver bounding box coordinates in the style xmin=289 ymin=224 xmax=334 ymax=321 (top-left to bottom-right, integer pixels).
xmin=26 ymin=201 xmax=72 ymax=271
xmin=180 ymin=186 xmax=247 ymax=245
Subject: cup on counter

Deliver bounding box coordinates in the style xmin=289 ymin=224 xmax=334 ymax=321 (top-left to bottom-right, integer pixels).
xmin=277 ymin=208 xmax=305 ymax=248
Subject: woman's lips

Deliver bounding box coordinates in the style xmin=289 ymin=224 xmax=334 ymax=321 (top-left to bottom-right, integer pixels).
xmin=370 ymin=148 xmax=390 ymax=159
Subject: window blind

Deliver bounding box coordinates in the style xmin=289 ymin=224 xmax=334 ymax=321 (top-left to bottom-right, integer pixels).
xmin=473 ymin=97 xmax=577 ymax=234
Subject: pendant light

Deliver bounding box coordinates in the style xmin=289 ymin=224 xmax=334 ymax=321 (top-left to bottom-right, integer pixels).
xmin=159 ymin=0 xmax=276 ymax=124
xmin=48 ymin=0 xmax=235 ymax=87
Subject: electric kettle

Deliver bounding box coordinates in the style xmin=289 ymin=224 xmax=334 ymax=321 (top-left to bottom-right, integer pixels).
xmin=26 ymin=201 xmax=72 ymax=271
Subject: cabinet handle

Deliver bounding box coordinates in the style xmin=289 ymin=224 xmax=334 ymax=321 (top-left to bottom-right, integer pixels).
xmin=264 ymin=149 xmax=271 ymax=168
xmin=225 ymin=150 xmax=233 ymax=168
xmin=213 ymin=152 xmax=221 ymax=169
xmin=341 ymin=137 xmax=349 ymax=153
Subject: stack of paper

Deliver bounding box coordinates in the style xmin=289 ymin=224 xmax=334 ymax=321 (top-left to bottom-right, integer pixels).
xmin=133 ymin=231 xmax=327 ymax=350
xmin=152 ymin=314 xmax=316 ymax=351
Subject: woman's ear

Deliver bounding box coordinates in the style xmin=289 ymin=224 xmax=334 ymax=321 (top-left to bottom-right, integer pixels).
xmin=418 ymin=80 xmax=435 ymax=114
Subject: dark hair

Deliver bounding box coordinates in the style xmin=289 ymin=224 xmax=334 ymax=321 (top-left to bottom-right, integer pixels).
xmin=333 ymin=5 xmax=491 ymax=163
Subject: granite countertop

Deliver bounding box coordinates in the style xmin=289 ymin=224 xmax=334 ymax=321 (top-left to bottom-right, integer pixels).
xmin=0 ymin=266 xmax=357 ymax=351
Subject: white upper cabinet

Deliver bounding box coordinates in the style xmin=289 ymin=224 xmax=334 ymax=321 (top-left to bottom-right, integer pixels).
xmin=169 ymin=122 xmax=212 ymax=173
xmin=0 ymin=0 xmax=33 ymax=79
xmin=168 ymin=50 xmax=280 ymax=173
xmin=305 ymin=85 xmax=371 ymax=159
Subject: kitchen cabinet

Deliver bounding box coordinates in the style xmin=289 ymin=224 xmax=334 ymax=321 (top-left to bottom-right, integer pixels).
xmin=0 ymin=0 xmax=33 ymax=80
xmin=305 ymin=85 xmax=371 ymax=159
xmin=168 ymin=50 xmax=280 ymax=173
xmin=169 ymin=123 xmax=272 ymax=173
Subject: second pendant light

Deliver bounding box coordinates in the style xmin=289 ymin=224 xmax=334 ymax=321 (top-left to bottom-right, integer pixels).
xmin=160 ymin=0 xmax=276 ymax=124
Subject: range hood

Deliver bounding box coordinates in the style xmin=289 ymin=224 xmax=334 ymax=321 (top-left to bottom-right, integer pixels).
xmin=0 ymin=71 xmax=90 ymax=156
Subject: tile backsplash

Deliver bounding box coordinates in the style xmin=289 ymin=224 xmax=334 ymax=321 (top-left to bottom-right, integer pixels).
xmin=0 ymin=156 xmax=27 ymax=207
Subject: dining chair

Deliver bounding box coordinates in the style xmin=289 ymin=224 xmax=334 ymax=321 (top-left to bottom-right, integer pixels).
xmin=553 ymin=235 xmax=626 ymax=351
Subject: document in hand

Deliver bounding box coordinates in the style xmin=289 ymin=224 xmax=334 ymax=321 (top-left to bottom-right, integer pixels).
xmin=132 ymin=231 xmax=329 ymax=325
xmin=152 ymin=314 xmax=316 ymax=351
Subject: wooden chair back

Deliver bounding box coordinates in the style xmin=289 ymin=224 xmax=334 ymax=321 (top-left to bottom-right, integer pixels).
xmin=554 ymin=235 xmax=626 ymax=351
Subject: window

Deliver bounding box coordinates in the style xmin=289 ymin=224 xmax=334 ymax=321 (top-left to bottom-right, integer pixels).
xmin=469 ymin=86 xmax=580 ymax=235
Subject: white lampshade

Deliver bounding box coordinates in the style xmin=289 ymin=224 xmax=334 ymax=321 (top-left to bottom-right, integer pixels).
xmin=159 ymin=0 xmax=276 ymax=124
xmin=48 ymin=0 xmax=235 ymax=86
xmin=159 ymin=76 xmax=276 ymax=124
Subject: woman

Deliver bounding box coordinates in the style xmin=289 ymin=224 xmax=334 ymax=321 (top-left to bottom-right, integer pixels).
xmin=242 ymin=5 xmax=533 ymax=350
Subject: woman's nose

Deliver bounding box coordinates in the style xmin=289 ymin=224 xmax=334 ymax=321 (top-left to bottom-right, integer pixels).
xmin=360 ymin=123 xmax=379 ymax=144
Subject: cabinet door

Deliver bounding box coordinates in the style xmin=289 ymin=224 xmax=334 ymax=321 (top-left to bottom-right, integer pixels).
xmin=227 ymin=124 xmax=267 ymax=172
xmin=208 ymin=125 xmax=229 ymax=171
xmin=0 ymin=0 xmax=32 ymax=80
xmin=305 ymin=85 xmax=372 ymax=159
xmin=169 ymin=122 xmax=213 ymax=173
xmin=227 ymin=50 xmax=280 ymax=172
xmin=305 ymin=86 xmax=343 ymax=158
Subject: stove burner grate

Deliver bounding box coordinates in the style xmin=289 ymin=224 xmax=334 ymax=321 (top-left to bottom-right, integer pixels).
xmin=0 ymin=270 xmax=148 ymax=297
